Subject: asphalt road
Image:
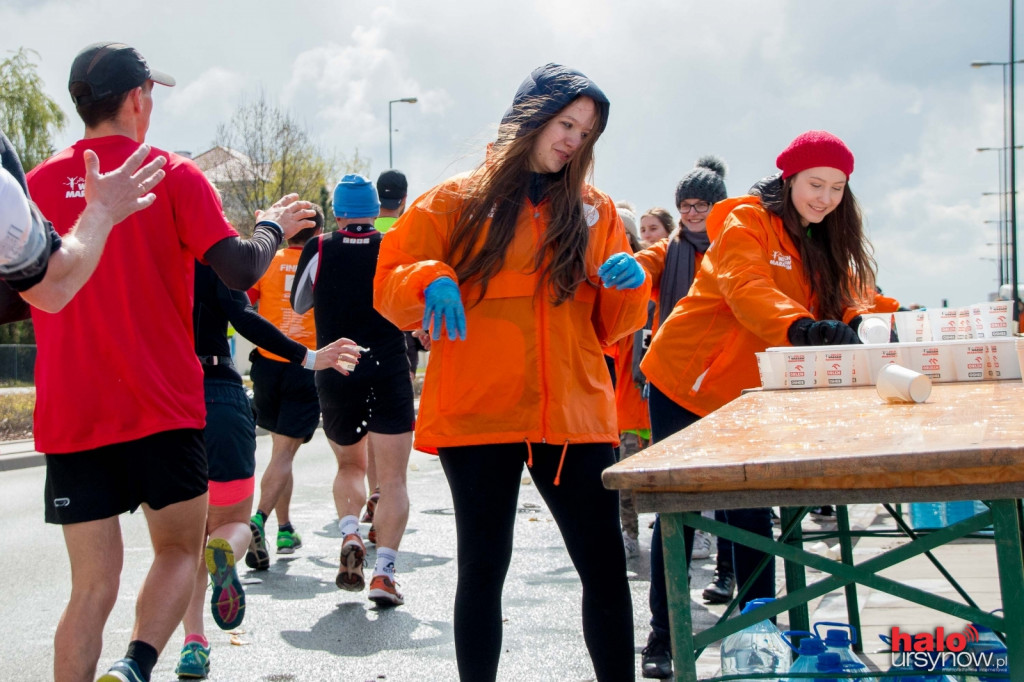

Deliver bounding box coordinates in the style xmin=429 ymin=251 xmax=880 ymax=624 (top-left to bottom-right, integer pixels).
xmin=0 ymin=428 xmax=726 ymax=681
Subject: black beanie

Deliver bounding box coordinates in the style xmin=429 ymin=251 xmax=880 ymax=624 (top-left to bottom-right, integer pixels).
xmin=675 ymin=155 xmax=728 ymax=207
xmin=500 ymin=63 xmax=610 ymax=138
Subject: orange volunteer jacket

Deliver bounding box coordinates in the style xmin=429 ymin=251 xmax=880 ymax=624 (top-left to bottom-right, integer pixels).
xmin=634 ymin=234 xmax=706 ymax=335
xmin=374 ymin=173 xmax=652 ymax=449
xmin=249 ymin=247 xmax=317 ymax=362
xmin=610 ymin=335 xmax=650 ymax=434
xmin=641 ymin=194 xmax=865 ymax=417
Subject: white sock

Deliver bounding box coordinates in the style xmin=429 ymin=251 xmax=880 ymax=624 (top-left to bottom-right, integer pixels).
xmin=338 ymin=515 xmax=360 ymax=537
xmin=374 ymin=547 xmax=398 ymax=577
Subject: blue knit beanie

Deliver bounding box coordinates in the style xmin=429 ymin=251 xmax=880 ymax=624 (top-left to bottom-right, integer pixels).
xmin=332 ymin=174 xmax=380 ymax=218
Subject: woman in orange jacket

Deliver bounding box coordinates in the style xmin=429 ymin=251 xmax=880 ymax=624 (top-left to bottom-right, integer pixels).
xmin=639 ymin=130 xmax=875 ymax=655
xmin=374 ymin=64 xmax=650 ymax=682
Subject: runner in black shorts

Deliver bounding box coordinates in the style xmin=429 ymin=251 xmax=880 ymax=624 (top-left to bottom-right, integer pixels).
xmin=249 ymin=353 xmax=321 ymax=441
xmin=292 ymin=174 xmax=414 ymax=606
xmin=44 ymin=429 xmax=207 ymax=525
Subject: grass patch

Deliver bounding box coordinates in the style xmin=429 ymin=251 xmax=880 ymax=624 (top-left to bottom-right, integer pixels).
xmin=0 ymin=390 xmax=34 ymax=440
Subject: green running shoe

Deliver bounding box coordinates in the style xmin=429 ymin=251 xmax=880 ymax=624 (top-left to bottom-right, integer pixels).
xmin=276 ymin=528 xmax=303 ymax=554
xmin=244 ymin=514 xmax=270 ymax=570
xmin=174 ymin=640 xmax=211 ymax=679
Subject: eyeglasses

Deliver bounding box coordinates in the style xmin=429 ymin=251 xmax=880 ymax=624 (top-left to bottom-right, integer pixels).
xmin=679 ymin=201 xmax=711 ymax=214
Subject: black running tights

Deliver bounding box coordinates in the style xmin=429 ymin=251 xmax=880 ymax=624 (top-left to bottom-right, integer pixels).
xmin=438 ymin=442 xmax=635 ymax=682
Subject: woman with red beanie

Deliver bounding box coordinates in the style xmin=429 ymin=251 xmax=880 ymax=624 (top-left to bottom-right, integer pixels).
xmin=633 ymin=130 xmax=878 ymax=678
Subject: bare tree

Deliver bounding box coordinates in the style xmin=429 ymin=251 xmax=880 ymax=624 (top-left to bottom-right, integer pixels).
xmin=211 ymin=90 xmax=369 ymax=235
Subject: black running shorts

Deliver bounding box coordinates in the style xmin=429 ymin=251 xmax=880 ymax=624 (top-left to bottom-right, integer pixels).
xmin=43 ymin=428 xmax=208 ymax=525
xmin=249 ymin=352 xmax=320 ymax=441
xmin=317 ymin=351 xmax=415 ymax=446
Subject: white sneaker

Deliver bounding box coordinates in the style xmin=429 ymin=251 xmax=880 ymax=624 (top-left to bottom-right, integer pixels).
xmin=622 ymin=531 xmax=640 ymax=559
xmin=691 ymin=529 xmax=714 ymax=560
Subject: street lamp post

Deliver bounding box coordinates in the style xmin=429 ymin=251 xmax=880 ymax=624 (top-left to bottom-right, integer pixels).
xmin=979 ymin=144 xmax=1023 ymax=289
xmin=388 ymin=97 xmax=418 ymax=168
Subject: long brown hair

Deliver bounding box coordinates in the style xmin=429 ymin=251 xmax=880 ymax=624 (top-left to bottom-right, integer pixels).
xmin=780 ymin=176 xmax=877 ymax=320
xmin=446 ymin=95 xmax=605 ymax=306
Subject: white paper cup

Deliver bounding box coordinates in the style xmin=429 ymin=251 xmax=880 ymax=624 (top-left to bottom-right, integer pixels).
xmin=820 ymin=349 xmax=854 ymax=386
xmin=865 ymin=346 xmax=905 ymax=384
xmin=893 ymin=310 xmax=930 ymax=343
xmin=951 ymin=342 xmax=988 ymax=381
xmin=784 ymin=351 xmax=816 ymax=388
xmin=986 ymin=339 xmax=1022 ymax=379
xmin=927 ymin=308 xmax=959 ymax=341
xmin=955 ymin=307 xmax=974 ymax=340
xmin=876 ymin=364 xmax=932 ymax=403
xmin=858 ymin=314 xmax=892 ymax=344
xmin=755 ymin=352 xmax=786 ymax=389
xmin=904 ymin=343 xmax=954 ymax=382
xmin=972 ymin=301 xmax=1013 ymax=339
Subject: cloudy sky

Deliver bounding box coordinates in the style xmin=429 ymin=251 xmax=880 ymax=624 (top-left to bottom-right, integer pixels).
xmin=3 ymin=0 xmax=1019 ymax=307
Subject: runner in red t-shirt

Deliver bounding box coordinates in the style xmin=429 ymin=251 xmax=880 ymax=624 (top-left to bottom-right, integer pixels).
xmin=26 ymin=42 xmax=318 ymax=682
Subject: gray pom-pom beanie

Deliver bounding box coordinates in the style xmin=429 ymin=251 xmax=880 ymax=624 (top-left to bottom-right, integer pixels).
xmin=674 ymin=155 xmax=728 ymax=207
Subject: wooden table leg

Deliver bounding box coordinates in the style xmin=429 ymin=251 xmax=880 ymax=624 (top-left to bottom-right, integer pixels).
xmin=989 ymin=499 xmax=1024 ymax=682
xmin=663 ymin=511 xmax=698 ymax=682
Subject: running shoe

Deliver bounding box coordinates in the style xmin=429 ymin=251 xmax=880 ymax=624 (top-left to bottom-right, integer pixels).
xmin=336 ymin=532 xmax=366 ymax=591
xmin=701 ymin=566 xmax=736 ymax=604
xmin=367 ymin=524 xmax=377 ymax=545
xmin=276 ymin=528 xmax=303 ymax=554
xmin=361 ymin=488 xmax=380 ymax=523
xmin=96 ymin=658 xmax=145 ymax=682
xmin=691 ymin=529 xmax=714 ymax=560
xmin=206 ymin=538 xmax=245 ymax=630
xmin=245 ymin=514 xmax=270 ymax=570
xmin=810 ymin=505 xmax=836 ymax=522
xmin=174 ymin=641 xmax=211 ymax=679
xmin=641 ymin=631 xmax=673 ymax=679
xmin=368 ymin=573 xmax=404 ymax=606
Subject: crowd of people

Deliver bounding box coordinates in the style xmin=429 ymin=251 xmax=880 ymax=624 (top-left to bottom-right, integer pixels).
xmin=0 ymin=40 xmax=893 ymax=682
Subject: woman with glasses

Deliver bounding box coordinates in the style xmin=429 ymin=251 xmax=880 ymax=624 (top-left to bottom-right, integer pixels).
xmin=635 ymin=131 xmax=878 ymax=679
xmin=629 ymin=156 xmax=732 ymax=678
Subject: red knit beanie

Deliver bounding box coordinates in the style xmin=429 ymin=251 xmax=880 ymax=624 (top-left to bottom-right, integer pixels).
xmin=776 ymin=130 xmax=854 ymax=179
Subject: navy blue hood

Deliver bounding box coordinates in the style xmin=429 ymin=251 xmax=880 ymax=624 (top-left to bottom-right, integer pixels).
xmin=500 ymin=63 xmax=609 ymax=138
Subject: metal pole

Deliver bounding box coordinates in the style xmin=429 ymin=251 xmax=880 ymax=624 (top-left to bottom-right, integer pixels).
xmin=388 ymin=100 xmax=394 ymax=169
xmin=1011 ymin=0 xmax=1020 ymax=324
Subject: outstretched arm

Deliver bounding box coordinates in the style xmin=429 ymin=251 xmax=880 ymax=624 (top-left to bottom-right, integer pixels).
xmin=20 ymin=145 xmax=166 ymax=313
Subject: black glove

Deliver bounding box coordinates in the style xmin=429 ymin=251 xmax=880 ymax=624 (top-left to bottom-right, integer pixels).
xmin=788 ymin=318 xmax=861 ymax=346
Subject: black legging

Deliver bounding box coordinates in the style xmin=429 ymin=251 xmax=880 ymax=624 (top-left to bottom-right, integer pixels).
xmin=439 ymin=442 xmax=635 ymax=682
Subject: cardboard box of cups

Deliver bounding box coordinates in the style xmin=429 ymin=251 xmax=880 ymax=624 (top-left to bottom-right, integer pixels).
xmin=755 ymin=302 xmax=1023 ymax=391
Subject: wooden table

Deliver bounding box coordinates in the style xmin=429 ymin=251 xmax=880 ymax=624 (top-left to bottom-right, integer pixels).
xmin=604 ymin=381 xmax=1024 ymax=682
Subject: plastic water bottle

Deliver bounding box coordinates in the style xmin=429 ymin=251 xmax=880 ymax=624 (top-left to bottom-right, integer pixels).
xmin=783 ymin=631 xmax=827 ymax=682
xmin=813 ymin=622 xmax=877 ymax=682
xmin=720 ymin=598 xmax=792 ymax=682
xmin=813 ymin=652 xmax=871 ymax=682
xmin=960 ymin=620 xmax=1008 ymax=682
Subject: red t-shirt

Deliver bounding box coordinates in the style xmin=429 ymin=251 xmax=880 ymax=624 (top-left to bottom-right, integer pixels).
xmin=27 ymin=135 xmax=238 ymax=453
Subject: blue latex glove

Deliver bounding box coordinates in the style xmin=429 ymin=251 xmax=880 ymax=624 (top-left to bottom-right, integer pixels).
xmin=598 ymin=252 xmax=646 ymax=290
xmin=423 ymin=276 xmax=467 ymax=341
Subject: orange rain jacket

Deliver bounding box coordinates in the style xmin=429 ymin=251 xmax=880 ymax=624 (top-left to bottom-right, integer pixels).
xmin=640 ymin=194 xmax=866 ymax=417
xmin=374 ymin=174 xmax=651 ymax=450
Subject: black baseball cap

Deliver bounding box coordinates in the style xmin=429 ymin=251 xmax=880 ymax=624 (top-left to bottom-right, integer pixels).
xmin=69 ymin=42 xmax=175 ymax=106
xmin=376 ymin=169 xmax=408 ymax=210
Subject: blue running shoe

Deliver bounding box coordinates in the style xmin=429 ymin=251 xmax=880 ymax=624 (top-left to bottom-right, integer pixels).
xmin=174 ymin=640 xmax=211 ymax=679
xmin=206 ymin=538 xmax=245 ymax=630
xmin=96 ymin=657 xmax=145 ymax=682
